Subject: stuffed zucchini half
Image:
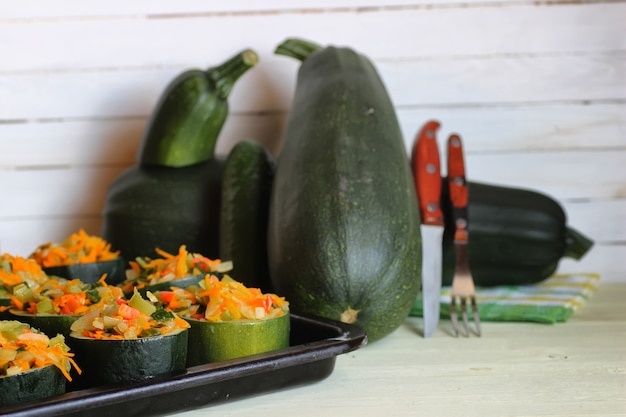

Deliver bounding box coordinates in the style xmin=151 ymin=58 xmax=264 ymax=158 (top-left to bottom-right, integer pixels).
xmin=155 ymin=274 xmax=290 ymax=366
xmin=29 ymin=229 xmax=125 ymax=285
xmin=0 ymin=320 xmax=80 ymax=407
xmin=68 ymin=290 xmax=189 ymax=387
xmin=8 ymin=276 xmax=123 ymax=338
xmin=119 ymin=245 xmax=232 ymax=296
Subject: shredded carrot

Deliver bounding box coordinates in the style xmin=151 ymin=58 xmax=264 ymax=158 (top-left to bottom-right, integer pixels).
xmin=157 ymin=274 xmax=289 ymax=322
xmin=6 ymin=276 xmax=124 ymax=317
xmin=121 ymin=245 xmax=232 ymax=293
xmin=0 ymin=321 xmax=81 ymax=381
xmin=29 ymin=229 xmax=120 ymax=267
xmin=70 ymin=292 xmax=190 ymax=340
xmin=0 ymin=253 xmax=50 ymax=291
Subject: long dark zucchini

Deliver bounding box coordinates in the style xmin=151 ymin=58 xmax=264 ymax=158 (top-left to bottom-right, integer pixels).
xmin=442 ymin=181 xmax=594 ymax=286
xmin=268 ymin=38 xmax=422 ymax=343
xmin=219 ymin=139 xmax=275 ymax=291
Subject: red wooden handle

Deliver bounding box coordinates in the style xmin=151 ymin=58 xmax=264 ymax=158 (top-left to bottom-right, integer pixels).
xmin=447 ymin=134 xmax=469 ymax=242
xmin=447 ymin=134 xmax=468 ymax=210
xmin=411 ymin=120 xmax=444 ymax=226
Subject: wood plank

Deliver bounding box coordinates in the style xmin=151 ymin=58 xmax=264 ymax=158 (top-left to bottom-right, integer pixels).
xmin=558 ymin=245 xmax=624 ymax=284
xmin=0 ymin=160 xmax=622 ymax=228
xmin=396 ymin=102 xmax=626 ymax=154
xmin=2 ymin=103 xmax=623 ymax=167
xmin=464 ymin=149 xmax=626 ymax=200
xmin=1 ymin=4 xmax=623 ymax=72
xmin=0 ymin=166 xmax=127 ymax=217
xmin=1 ymin=53 xmax=623 ymax=120
xmin=0 ymin=0 xmax=586 ymax=20
xmin=0 ymin=118 xmax=145 ymax=166
xmin=563 ymin=198 xmax=626 ymax=244
xmin=0 ymin=220 xmax=622 ymax=283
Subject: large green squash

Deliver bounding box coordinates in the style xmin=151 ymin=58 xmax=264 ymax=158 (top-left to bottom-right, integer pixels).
xmin=102 ymin=50 xmax=257 ymax=261
xmin=441 ymin=181 xmax=594 ymax=287
xmin=268 ymin=38 xmax=422 ymax=342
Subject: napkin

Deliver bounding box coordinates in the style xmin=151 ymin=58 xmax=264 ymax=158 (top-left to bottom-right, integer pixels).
xmin=410 ymin=273 xmax=600 ymax=323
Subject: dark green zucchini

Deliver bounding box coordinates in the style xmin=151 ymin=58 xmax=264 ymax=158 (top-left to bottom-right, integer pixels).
xmin=9 ymin=310 xmax=80 ymax=338
xmin=102 ymin=159 xmax=225 ymax=261
xmin=219 ymin=139 xmax=275 ymax=291
xmin=441 ymin=181 xmax=594 ymax=287
xmin=102 ymin=49 xmax=258 ymax=262
xmin=69 ymin=328 xmax=188 ymax=388
xmin=43 ymin=257 xmax=126 ymax=285
xmin=0 ymin=365 xmax=65 ymax=407
xmin=268 ymin=38 xmax=422 ymax=342
xmin=140 ymin=49 xmax=258 ymax=167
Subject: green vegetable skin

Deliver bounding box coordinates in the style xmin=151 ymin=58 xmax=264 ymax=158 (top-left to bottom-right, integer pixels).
xmin=140 ymin=49 xmax=259 ymax=168
xmin=185 ymin=313 xmax=290 ymax=366
xmin=0 ymin=365 xmax=66 ymax=407
xmin=219 ymin=139 xmax=275 ymax=291
xmin=102 ymin=50 xmax=258 ymax=261
xmin=9 ymin=310 xmax=80 ymax=338
xmin=43 ymin=258 xmax=126 ymax=285
xmin=268 ymin=38 xmax=422 ymax=342
xmin=69 ymin=328 xmax=188 ymax=388
xmin=441 ymin=181 xmax=594 ymax=287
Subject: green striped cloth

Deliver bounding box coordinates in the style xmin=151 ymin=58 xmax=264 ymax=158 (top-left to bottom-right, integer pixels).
xmin=410 ymin=273 xmax=600 ymax=323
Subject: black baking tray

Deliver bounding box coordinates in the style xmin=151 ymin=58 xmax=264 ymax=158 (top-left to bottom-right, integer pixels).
xmin=0 ymin=313 xmax=367 ymax=417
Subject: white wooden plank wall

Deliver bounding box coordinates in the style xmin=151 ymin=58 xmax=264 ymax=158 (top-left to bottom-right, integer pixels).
xmin=0 ymin=1 xmax=624 ymax=282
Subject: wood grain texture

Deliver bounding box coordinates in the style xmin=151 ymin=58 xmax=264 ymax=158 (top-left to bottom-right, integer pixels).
xmin=171 ymin=284 xmax=626 ymax=416
xmin=0 ymin=1 xmax=623 ymax=284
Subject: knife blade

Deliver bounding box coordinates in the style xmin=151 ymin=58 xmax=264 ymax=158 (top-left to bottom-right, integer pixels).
xmin=411 ymin=120 xmax=444 ymax=338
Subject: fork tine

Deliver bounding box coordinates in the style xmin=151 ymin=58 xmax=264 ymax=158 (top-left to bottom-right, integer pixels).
xmin=450 ymin=296 xmax=460 ymax=337
xmin=460 ymin=297 xmax=470 ymax=337
xmin=471 ymin=296 xmax=482 ymax=336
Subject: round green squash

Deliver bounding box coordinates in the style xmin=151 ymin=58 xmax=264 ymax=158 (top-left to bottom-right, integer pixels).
xmin=185 ymin=313 xmax=290 ymax=366
xmin=68 ymin=327 xmax=188 ymax=388
xmin=9 ymin=310 xmax=80 ymax=338
xmin=102 ymin=159 xmax=225 ymax=263
xmin=43 ymin=257 xmax=126 ymax=285
xmin=0 ymin=365 xmax=66 ymax=408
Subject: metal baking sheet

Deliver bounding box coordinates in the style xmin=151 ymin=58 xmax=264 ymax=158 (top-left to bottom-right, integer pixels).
xmin=0 ymin=314 xmax=367 ymax=417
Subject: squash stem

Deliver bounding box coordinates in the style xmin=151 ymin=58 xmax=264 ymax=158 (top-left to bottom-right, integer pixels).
xmin=274 ymin=38 xmax=323 ymax=62
xmin=207 ymin=49 xmax=259 ymax=99
xmin=563 ymin=227 xmax=594 ymax=260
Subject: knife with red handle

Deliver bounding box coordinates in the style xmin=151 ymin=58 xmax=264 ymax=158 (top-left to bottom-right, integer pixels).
xmin=411 ymin=120 xmax=444 ymax=338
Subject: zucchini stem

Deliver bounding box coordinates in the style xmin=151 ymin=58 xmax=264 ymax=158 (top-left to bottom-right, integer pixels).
xmin=274 ymin=38 xmax=323 ymax=61
xmin=207 ymin=49 xmax=259 ymax=99
xmin=564 ymin=227 xmax=594 ymax=260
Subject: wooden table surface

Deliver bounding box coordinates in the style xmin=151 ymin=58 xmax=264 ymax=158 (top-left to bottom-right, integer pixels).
xmin=173 ymin=283 xmax=626 ymax=417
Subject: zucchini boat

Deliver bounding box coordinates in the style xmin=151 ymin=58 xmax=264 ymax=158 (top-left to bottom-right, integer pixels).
xmin=155 ymin=274 xmax=290 ymax=366
xmin=0 ymin=320 xmax=80 ymax=407
xmin=7 ymin=277 xmax=124 ymax=337
xmin=268 ymin=38 xmax=422 ymax=342
xmin=119 ymin=245 xmax=232 ymax=295
xmin=29 ymin=229 xmax=125 ymax=284
xmin=69 ymin=291 xmax=189 ymax=387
